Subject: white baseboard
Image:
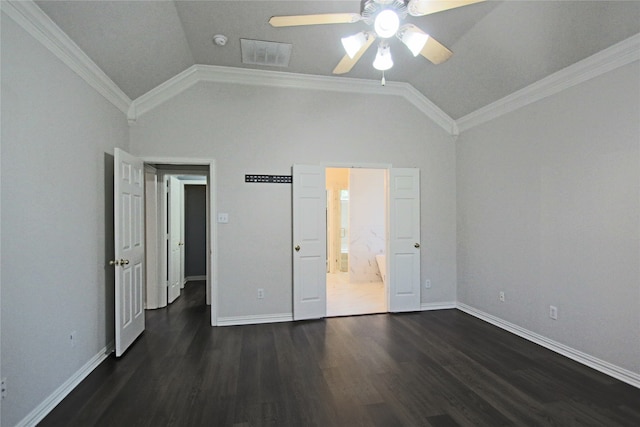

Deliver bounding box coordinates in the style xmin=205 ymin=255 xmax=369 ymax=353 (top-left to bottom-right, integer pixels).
xmin=456 ymin=303 xmax=640 ymax=389
xmin=186 ymin=275 xmax=206 ymax=282
xmin=16 ymin=341 xmax=115 ymax=427
xmin=421 ymin=301 xmax=456 ymax=311
xmin=217 ymin=313 xmax=294 ymax=327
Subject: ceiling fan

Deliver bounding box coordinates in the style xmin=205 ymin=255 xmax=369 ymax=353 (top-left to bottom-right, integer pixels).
xmin=269 ymin=0 xmax=484 ymax=75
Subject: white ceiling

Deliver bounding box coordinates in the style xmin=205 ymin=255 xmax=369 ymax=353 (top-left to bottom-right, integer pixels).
xmin=35 ymin=0 xmax=640 ymax=119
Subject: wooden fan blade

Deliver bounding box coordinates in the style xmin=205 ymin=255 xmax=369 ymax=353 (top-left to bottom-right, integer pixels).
xmin=269 ymin=13 xmax=360 ymax=27
xmin=333 ymin=34 xmax=376 ymax=74
xmin=408 ymin=0 xmax=485 ymax=17
xmin=420 ymin=36 xmax=453 ymax=64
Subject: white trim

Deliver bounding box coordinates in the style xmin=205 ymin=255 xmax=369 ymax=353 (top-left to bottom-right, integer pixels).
xmin=128 ymin=64 xmax=457 ymax=135
xmin=457 ymin=33 xmax=640 ymax=132
xmin=457 ymin=303 xmax=640 ymax=389
xmin=217 ymin=313 xmax=294 ymax=327
xmin=15 ymin=341 xmax=114 ymax=427
xmin=1 ymin=0 xmax=131 ymax=114
xmin=421 ymin=301 xmax=456 ymax=311
xmin=186 ymin=275 xmax=207 ymax=282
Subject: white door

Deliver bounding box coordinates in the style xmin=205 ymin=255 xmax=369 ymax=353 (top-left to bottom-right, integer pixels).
xmin=388 ymin=168 xmax=421 ymax=312
xmin=113 ymin=148 xmax=145 ymax=357
xmin=167 ymin=176 xmax=182 ymax=303
xmin=292 ymin=165 xmax=327 ymax=320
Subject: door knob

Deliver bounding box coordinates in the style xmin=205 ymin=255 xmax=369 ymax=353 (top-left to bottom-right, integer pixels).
xmin=414 ymin=243 xmax=420 ymax=248
xmin=109 ymin=259 xmax=120 ymax=266
xmin=121 ymin=259 xmax=130 ymax=265
xmin=295 ymin=245 xmax=301 ymax=252
xmin=109 ymin=259 xmax=130 ymax=266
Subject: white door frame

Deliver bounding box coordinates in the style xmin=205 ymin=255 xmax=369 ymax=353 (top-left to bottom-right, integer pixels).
xmin=142 ymin=157 xmax=218 ymax=326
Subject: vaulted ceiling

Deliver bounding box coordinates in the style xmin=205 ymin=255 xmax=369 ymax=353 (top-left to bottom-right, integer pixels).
xmin=35 ymin=1 xmax=640 ymax=120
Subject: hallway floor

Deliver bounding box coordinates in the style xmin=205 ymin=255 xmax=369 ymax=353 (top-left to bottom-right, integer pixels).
xmin=326 ymin=272 xmax=386 ymax=317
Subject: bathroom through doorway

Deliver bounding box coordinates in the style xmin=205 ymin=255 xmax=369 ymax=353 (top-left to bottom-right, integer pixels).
xmin=326 ymin=167 xmax=387 ymax=316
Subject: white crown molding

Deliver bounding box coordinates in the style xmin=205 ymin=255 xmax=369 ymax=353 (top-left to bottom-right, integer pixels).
xmin=456 ymin=33 xmax=640 ymax=133
xmin=129 ymin=64 xmax=458 ymax=135
xmin=1 ymin=0 xmax=131 ymax=114
xmin=457 ymin=303 xmax=640 ymax=389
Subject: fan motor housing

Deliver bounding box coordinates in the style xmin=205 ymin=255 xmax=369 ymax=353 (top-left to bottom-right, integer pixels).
xmin=361 ymin=0 xmax=408 ymax=25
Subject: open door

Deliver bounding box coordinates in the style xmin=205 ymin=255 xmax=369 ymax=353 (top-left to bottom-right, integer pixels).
xmin=113 ymin=148 xmax=145 ymax=357
xmin=167 ymin=176 xmax=182 ymax=303
xmin=292 ymin=165 xmax=327 ymax=320
xmin=388 ymin=168 xmax=421 ymax=312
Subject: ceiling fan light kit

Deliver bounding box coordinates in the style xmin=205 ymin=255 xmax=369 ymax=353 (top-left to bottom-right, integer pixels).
xmin=373 ymin=42 xmax=393 ymax=71
xmin=373 ymin=9 xmax=400 ymax=38
xmin=398 ymin=25 xmax=430 ymax=57
xmin=341 ymin=31 xmax=369 ymax=59
xmin=269 ymin=0 xmax=484 ymax=76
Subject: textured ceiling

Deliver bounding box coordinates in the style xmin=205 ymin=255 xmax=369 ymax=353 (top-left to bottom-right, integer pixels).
xmin=35 ymin=0 xmax=640 ymax=119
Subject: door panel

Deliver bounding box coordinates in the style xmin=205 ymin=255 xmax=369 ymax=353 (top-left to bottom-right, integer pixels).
xmin=167 ymin=176 xmax=181 ymax=303
xmin=292 ymin=165 xmax=327 ymax=320
xmin=388 ymin=168 xmax=421 ymax=312
xmin=114 ymin=148 xmax=145 ymax=357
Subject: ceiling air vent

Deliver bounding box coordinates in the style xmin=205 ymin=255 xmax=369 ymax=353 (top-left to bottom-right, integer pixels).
xmin=241 ymin=39 xmax=292 ymax=67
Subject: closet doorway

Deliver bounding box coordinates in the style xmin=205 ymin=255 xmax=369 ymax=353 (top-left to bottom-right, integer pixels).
xmin=326 ymin=167 xmax=387 ymax=316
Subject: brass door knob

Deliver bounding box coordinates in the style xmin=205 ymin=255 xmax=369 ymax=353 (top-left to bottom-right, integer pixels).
xmin=109 ymin=259 xmax=130 ymax=266
xmin=414 ymin=243 xmax=420 ymax=248
xmin=121 ymin=259 xmax=130 ymax=265
xmin=109 ymin=259 xmax=120 ymax=266
xmin=295 ymin=245 xmax=301 ymax=252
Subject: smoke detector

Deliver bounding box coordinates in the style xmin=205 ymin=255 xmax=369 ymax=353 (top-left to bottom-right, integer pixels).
xmin=213 ymin=34 xmax=228 ymax=46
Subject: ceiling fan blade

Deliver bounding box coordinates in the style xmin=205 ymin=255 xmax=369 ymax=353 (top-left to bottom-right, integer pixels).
xmin=333 ymin=33 xmax=376 ymax=74
xmin=419 ymin=35 xmax=453 ymax=64
xmin=269 ymin=13 xmax=361 ymax=27
xmin=408 ymin=0 xmax=485 ymax=17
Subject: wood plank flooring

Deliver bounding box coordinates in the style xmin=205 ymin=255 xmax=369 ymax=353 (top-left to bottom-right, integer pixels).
xmin=40 ymin=281 xmax=640 ymax=426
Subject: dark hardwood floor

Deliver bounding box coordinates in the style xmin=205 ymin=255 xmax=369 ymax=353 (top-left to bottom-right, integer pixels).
xmin=40 ymin=281 xmax=640 ymax=426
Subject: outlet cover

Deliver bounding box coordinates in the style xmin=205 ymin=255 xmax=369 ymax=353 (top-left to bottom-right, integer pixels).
xmin=257 ymin=288 xmax=264 ymax=299
xmin=499 ymin=291 xmax=505 ymax=302
xmin=217 ymin=213 xmax=229 ymax=223
xmin=424 ymin=280 xmax=431 ymax=289
xmin=549 ymin=305 xmax=558 ymax=320
xmin=1 ymin=378 xmax=7 ymax=399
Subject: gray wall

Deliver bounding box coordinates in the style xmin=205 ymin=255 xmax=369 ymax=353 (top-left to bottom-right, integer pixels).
xmin=456 ymin=60 xmax=640 ymax=375
xmin=130 ymin=82 xmax=458 ymax=318
xmin=184 ymin=185 xmax=207 ymax=277
xmin=1 ymin=14 xmax=129 ymax=426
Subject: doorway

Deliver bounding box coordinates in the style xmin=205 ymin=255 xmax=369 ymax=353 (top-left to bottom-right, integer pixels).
xmin=143 ymin=163 xmax=212 ymax=312
xmin=326 ymin=167 xmax=387 ymax=317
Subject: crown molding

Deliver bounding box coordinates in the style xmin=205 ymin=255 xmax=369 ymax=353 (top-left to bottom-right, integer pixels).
xmin=1 ymin=0 xmax=131 ymax=114
xmin=129 ymin=64 xmax=458 ymax=135
xmin=456 ymin=33 xmax=640 ymax=133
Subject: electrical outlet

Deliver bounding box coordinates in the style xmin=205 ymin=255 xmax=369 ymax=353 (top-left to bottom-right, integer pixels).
xmin=549 ymin=305 xmax=558 ymax=320
xmin=1 ymin=378 xmax=7 ymax=399
xmin=257 ymin=288 xmax=264 ymax=299
xmin=499 ymin=291 xmax=505 ymax=302
xmin=217 ymin=213 xmax=229 ymax=224
xmin=424 ymin=279 xmax=431 ymax=289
